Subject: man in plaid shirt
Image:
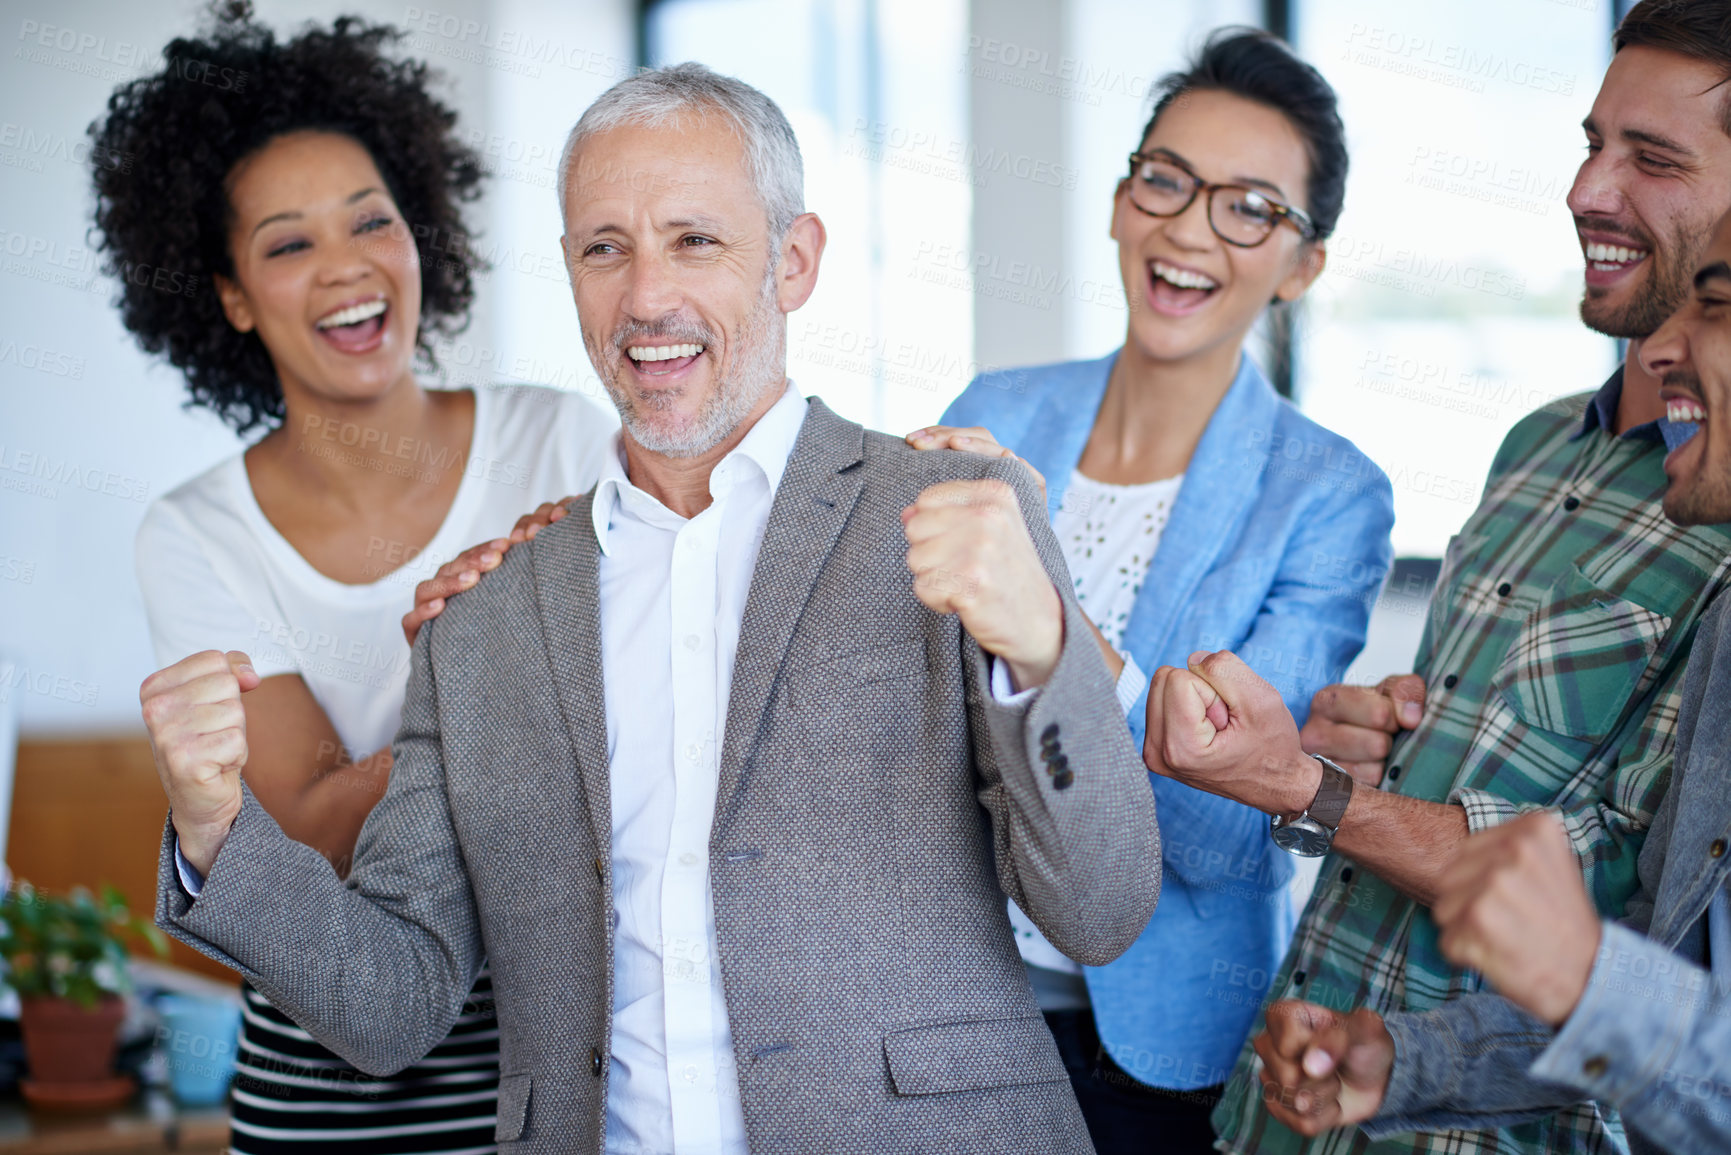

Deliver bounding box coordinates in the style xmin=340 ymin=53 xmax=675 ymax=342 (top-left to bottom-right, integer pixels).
xmin=1243 ymin=197 xmax=1731 ymax=1151
xmin=1142 ymin=3 xmax=1731 ymax=1152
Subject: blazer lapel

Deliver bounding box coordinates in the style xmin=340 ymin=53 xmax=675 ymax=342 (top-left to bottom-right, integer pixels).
xmin=710 ymin=399 xmax=867 ymax=836
xmin=1121 ymin=356 xmax=1279 ymax=660
xmin=528 ymin=495 xmax=613 ymax=859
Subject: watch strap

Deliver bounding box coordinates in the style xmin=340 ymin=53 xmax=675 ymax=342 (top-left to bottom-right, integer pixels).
xmin=1306 ymin=755 xmax=1354 ymax=831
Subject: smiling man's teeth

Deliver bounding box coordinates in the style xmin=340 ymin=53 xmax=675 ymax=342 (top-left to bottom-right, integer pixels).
xmin=627 ymin=343 xmax=704 ymax=362
xmin=1584 ymin=242 xmax=1649 ymax=265
xmin=1152 ymin=260 xmax=1219 ymax=291
xmin=1667 ymin=399 xmax=1708 ymax=423
xmin=315 ymin=299 xmax=387 ymax=329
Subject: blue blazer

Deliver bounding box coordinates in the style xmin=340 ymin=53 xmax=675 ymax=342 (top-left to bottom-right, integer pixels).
xmin=944 ymin=352 xmax=1395 ymax=1087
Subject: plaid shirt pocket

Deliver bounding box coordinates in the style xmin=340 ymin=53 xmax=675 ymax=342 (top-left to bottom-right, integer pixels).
xmin=1493 ymin=564 xmax=1671 ymax=743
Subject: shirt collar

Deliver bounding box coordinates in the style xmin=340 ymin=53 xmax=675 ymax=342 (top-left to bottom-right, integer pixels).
xmin=590 ymin=381 xmax=810 ymax=555
xmin=1573 ymin=364 xmax=1688 ymax=446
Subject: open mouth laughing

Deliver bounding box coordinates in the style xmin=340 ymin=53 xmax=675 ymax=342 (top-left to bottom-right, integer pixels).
xmin=1580 ymin=232 xmax=1651 ymax=291
xmin=626 ymin=341 xmax=706 ymax=377
xmin=1146 ymin=257 xmax=1221 ymax=316
xmin=314 ymin=296 xmax=388 ymax=353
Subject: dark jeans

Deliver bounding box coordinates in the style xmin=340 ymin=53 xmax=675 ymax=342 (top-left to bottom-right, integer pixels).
xmin=1044 ymin=1009 xmax=1224 ymax=1155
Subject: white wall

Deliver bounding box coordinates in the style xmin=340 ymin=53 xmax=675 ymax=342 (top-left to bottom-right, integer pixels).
xmin=6 ymin=0 xmax=1610 ymax=739
xmin=0 ymin=0 xmax=631 ymax=736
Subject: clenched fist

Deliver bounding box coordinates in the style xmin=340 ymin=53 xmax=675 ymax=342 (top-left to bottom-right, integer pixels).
xmin=902 ymin=478 xmax=1063 ymax=690
xmin=139 ymin=650 xmax=261 ymax=876
xmin=1433 ymin=810 xmax=1601 ymax=1025
xmin=1143 ymin=651 xmax=1320 ymax=819
xmin=1300 ymin=674 xmax=1427 ymax=786
xmin=1254 ymin=1000 xmax=1394 ymax=1136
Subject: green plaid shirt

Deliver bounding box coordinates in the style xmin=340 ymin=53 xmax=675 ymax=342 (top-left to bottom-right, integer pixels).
xmin=1214 ymin=377 xmax=1731 ymax=1155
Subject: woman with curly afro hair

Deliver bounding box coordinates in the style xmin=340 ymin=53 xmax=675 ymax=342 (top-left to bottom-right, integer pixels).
xmin=97 ymin=6 xmax=612 ymax=1150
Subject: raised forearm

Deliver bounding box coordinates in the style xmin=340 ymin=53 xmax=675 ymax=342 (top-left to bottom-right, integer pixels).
xmin=233 ymin=675 xmax=396 ymax=875
xmin=1332 ymin=789 xmax=1469 ymax=907
xmin=159 ymin=632 xmax=481 ymax=1077
xmin=1366 ymin=998 xmax=1572 ymax=1139
xmin=249 ymin=747 xmax=393 ymax=875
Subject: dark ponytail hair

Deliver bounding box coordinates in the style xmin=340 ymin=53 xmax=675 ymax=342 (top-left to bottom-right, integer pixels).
xmin=1139 ymin=27 xmax=1348 ymax=241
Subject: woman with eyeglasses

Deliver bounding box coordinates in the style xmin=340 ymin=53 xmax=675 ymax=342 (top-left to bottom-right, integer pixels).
xmin=907 ymin=28 xmax=1394 ymax=1152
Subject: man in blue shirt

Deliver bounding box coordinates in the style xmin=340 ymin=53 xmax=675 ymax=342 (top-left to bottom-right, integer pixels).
xmin=1249 ymin=207 xmax=1731 ymax=1155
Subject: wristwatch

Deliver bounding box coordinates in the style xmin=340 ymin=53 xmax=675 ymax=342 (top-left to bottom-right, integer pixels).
xmin=1270 ymin=755 xmax=1354 ymax=857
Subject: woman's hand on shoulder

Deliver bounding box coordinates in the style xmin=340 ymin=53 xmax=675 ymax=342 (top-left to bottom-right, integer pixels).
xmin=400 ymin=496 xmax=576 ymax=646
xmin=905 ymin=426 xmax=1046 ymax=501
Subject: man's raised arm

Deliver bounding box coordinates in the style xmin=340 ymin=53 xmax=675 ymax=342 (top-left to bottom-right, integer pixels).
xmin=904 ymin=458 xmax=1162 ymax=965
xmin=147 ymin=629 xmax=483 ymax=1076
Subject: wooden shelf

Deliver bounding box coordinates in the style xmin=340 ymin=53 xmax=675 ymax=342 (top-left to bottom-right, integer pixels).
xmin=0 ymin=1095 xmax=227 ymax=1153
xmin=9 ymin=737 xmax=238 ymax=984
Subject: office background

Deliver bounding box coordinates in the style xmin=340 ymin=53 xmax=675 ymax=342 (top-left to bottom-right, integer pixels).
xmin=1 ymin=0 xmax=1627 ymax=754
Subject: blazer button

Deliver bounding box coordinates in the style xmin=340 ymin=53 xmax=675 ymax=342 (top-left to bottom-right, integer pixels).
xmin=1052 ymin=769 xmax=1074 ymax=791
xmin=1040 ymin=723 xmax=1060 ymax=744
xmin=594 ymin=857 xmax=605 ymax=882
xmin=591 ymin=1048 xmax=604 ymax=1077
xmin=1711 ymin=839 xmax=1727 ymax=859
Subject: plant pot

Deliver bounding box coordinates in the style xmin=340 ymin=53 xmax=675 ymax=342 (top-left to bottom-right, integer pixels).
xmin=18 ymin=995 xmax=127 ymax=1095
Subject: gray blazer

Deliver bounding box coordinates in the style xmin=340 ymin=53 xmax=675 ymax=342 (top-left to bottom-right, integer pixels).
xmin=156 ymin=399 xmax=1162 ymax=1154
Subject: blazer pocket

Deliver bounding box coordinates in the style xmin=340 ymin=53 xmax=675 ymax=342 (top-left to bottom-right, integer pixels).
xmin=883 ymin=1014 xmax=1066 ymax=1096
xmin=789 ymin=642 xmax=928 ymax=709
xmin=495 ymin=1071 xmax=532 ymax=1143
xmin=1493 ymin=564 xmax=1671 ymax=744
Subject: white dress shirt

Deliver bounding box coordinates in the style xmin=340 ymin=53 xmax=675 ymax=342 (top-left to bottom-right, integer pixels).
xmin=588 ymin=383 xmax=809 ymax=1155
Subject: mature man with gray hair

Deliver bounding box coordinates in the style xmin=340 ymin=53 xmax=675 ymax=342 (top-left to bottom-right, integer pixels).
xmin=141 ymin=63 xmax=1162 ymax=1155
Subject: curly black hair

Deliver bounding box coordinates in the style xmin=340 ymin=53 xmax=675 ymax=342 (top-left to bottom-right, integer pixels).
xmin=89 ymin=1 xmax=486 ymax=434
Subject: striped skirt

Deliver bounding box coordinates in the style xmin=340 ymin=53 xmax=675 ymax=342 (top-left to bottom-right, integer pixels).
xmin=228 ymin=973 xmax=501 ymax=1154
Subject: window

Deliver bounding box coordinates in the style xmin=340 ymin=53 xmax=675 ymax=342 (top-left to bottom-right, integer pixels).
xmin=1291 ymin=0 xmax=1617 ymax=557
xmin=646 ymin=0 xmax=973 ymax=435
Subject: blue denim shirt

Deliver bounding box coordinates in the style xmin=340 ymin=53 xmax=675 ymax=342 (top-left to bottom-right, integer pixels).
xmin=944 ymin=352 xmax=1395 ymax=1087
xmin=1371 ymin=591 xmax=1731 ymax=1155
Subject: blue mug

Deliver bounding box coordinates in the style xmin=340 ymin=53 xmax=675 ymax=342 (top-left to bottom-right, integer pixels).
xmin=156 ymin=995 xmax=241 ymax=1106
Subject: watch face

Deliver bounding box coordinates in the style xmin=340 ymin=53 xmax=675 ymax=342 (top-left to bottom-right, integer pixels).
xmin=1271 ymin=816 xmax=1333 ymax=858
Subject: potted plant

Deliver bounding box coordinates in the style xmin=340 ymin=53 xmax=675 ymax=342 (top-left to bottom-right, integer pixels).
xmin=0 ymin=881 xmax=167 ymax=1110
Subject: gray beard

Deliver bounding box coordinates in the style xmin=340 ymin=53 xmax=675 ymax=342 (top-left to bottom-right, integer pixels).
xmin=590 ymin=269 xmax=785 ymax=459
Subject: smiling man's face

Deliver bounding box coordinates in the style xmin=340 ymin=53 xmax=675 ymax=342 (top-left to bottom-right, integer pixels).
xmin=1641 ymin=210 xmax=1731 ymax=526
xmin=1568 ymin=46 xmax=1731 ymax=341
xmin=561 ymin=115 xmax=788 ymax=458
